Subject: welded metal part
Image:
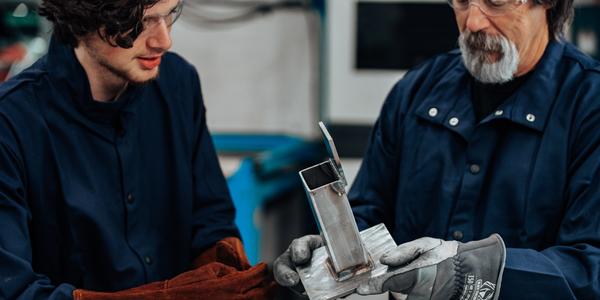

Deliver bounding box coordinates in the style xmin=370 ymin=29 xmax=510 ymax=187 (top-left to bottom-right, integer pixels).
xmin=297 ymin=123 xmax=397 ymax=299
xmin=299 ymin=160 xmax=370 ymax=276
xmin=297 ymin=224 xmax=397 ymax=300
xmin=299 ymin=122 xmax=369 ymax=276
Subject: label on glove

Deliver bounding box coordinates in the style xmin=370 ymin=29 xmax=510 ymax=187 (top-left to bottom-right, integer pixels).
xmin=461 ymin=274 xmax=496 ymax=300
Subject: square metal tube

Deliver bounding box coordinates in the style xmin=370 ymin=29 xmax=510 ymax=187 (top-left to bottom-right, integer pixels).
xmin=299 ymin=160 xmax=370 ymax=277
xmin=296 ymin=122 xmax=398 ymax=299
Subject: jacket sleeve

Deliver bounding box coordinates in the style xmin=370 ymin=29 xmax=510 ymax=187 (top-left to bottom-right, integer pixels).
xmin=0 ymin=117 xmax=75 ymax=299
xmin=348 ymin=80 xmax=408 ymax=231
xmin=189 ymin=72 xmax=241 ymax=258
xmin=499 ymin=95 xmax=600 ymax=299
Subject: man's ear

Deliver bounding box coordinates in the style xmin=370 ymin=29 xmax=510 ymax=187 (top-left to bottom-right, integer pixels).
xmin=95 ymin=27 xmax=111 ymax=46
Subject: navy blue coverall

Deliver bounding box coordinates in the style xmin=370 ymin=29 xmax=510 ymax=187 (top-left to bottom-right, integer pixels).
xmin=349 ymin=41 xmax=600 ymax=299
xmin=0 ymin=38 xmax=239 ymax=299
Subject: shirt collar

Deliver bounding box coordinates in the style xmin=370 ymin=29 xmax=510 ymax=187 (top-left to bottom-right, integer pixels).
xmin=415 ymin=41 xmax=565 ymax=139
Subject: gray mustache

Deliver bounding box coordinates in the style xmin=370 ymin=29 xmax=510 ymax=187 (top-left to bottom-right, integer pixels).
xmin=465 ymin=31 xmax=504 ymax=52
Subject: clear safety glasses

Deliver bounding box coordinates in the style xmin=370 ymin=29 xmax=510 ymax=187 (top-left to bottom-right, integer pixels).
xmin=141 ymin=0 xmax=184 ymax=31
xmin=447 ymin=0 xmax=528 ymax=16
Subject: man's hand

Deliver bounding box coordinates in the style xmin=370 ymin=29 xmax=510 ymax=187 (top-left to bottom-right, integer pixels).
xmin=357 ymin=234 xmax=506 ymax=300
xmin=273 ymin=235 xmax=323 ymax=291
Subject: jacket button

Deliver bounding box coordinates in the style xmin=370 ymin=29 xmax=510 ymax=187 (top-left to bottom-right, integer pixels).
xmin=449 ymin=117 xmax=459 ymax=127
xmin=144 ymin=256 xmax=153 ymax=265
xmin=469 ymin=164 xmax=480 ymax=174
xmin=127 ymin=194 xmax=134 ymax=204
xmin=453 ymin=230 xmax=464 ymax=241
xmin=494 ymin=110 xmax=503 ymax=116
xmin=428 ymin=107 xmax=438 ymax=117
xmin=526 ymin=114 xmax=536 ymax=122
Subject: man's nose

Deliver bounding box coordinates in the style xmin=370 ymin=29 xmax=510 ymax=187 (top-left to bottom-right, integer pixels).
xmin=146 ymin=20 xmax=172 ymax=51
xmin=465 ymin=3 xmax=491 ymax=33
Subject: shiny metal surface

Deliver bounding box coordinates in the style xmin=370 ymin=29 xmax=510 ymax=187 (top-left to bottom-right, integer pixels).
xmin=297 ymin=123 xmax=395 ymax=299
xmin=299 ymin=160 xmax=369 ymax=275
xmin=297 ymin=224 xmax=397 ymax=300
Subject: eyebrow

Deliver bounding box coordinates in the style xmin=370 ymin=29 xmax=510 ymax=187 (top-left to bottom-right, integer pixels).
xmin=145 ymin=0 xmax=182 ymax=18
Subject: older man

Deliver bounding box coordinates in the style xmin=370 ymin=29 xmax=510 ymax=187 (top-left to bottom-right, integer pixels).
xmin=0 ymin=0 xmax=274 ymax=299
xmin=275 ymin=0 xmax=600 ymax=299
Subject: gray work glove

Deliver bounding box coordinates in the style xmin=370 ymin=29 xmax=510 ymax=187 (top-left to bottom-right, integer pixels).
xmin=273 ymin=235 xmax=324 ymax=294
xmin=357 ymin=234 xmax=506 ymax=300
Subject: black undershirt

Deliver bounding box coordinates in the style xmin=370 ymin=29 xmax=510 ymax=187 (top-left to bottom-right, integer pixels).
xmin=471 ymin=73 xmax=531 ymax=122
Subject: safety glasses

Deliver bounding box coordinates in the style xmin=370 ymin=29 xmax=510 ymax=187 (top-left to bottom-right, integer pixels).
xmin=447 ymin=0 xmax=527 ymax=16
xmin=141 ymin=0 xmax=184 ymax=31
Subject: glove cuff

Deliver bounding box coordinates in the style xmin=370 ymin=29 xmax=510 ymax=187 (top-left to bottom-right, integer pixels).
xmin=453 ymin=234 xmax=506 ymax=300
xmin=192 ymin=237 xmax=251 ymax=270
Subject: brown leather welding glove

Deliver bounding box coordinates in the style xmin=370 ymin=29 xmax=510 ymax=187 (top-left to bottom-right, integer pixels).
xmin=192 ymin=237 xmax=252 ymax=270
xmin=73 ymin=237 xmax=277 ymax=300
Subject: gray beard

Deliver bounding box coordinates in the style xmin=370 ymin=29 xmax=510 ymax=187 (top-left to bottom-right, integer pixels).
xmin=458 ymin=30 xmax=519 ymax=84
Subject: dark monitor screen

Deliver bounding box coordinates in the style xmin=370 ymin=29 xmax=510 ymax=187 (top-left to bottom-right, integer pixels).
xmin=356 ymin=2 xmax=459 ymax=70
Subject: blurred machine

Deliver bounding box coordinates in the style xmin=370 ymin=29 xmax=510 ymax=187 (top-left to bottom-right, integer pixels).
xmin=355 ymin=2 xmax=459 ymax=70
xmin=324 ymin=0 xmax=458 ymax=156
xmin=215 ymin=134 xmax=323 ymax=265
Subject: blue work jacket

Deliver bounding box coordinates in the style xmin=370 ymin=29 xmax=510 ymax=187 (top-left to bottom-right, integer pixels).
xmin=0 ymin=38 xmax=239 ymax=299
xmin=349 ymin=41 xmax=600 ymax=299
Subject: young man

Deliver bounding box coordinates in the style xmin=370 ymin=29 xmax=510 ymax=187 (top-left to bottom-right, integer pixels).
xmin=275 ymin=0 xmax=600 ymax=299
xmin=0 ymin=0 xmax=274 ymax=299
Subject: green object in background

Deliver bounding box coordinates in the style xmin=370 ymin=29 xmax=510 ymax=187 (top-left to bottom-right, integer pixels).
xmin=0 ymin=1 xmax=40 ymax=48
xmin=572 ymin=5 xmax=600 ymax=60
xmin=4 ymin=8 xmax=38 ymax=27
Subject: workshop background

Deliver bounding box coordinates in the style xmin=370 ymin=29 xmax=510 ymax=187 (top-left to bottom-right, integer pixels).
xmin=2 ymin=0 xmax=600 ymax=299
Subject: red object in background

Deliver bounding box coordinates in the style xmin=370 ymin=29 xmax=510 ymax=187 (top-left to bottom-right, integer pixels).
xmin=0 ymin=43 xmax=27 ymax=82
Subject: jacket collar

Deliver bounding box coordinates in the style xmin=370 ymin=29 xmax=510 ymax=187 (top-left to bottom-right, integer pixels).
xmin=414 ymin=54 xmax=476 ymax=139
xmin=45 ymin=36 xmax=141 ymax=125
xmin=415 ymin=41 xmax=565 ymax=140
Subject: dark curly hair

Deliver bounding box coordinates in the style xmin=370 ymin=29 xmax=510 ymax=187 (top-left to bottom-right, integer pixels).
xmin=534 ymin=0 xmax=574 ymax=40
xmin=38 ymin=0 xmax=161 ymax=48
